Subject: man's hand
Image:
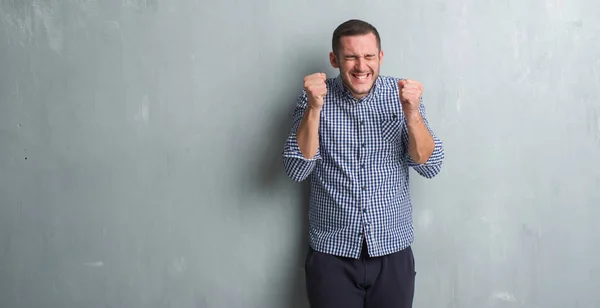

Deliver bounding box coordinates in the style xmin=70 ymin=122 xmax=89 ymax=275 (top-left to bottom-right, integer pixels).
xmin=304 ymin=73 xmax=327 ymax=109
xmin=398 ymin=79 xmax=423 ymax=116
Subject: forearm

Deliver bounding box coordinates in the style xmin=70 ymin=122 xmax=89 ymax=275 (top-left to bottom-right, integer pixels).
xmin=297 ymin=105 xmax=322 ymax=159
xmin=405 ymin=112 xmax=435 ymax=164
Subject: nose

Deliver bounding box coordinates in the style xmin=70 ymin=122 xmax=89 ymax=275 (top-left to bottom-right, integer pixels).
xmin=355 ymin=59 xmax=367 ymax=72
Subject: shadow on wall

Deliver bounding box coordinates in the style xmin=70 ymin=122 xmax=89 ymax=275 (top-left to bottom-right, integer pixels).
xmin=284 ymin=180 xmax=311 ymax=308
xmin=249 ymin=48 xmax=331 ymax=308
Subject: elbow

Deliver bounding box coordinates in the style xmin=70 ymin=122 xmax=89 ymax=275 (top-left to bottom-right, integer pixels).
xmin=412 ymin=156 xmax=429 ymax=165
xmin=290 ymin=173 xmax=309 ymax=182
xmin=414 ymin=142 xmax=437 ymax=164
xmin=284 ymin=167 xmax=309 ymax=182
xmin=282 ymin=156 xmax=313 ymax=182
xmin=421 ymin=164 xmax=443 ymax=179
xmin=414 ymin=151 xmax=444 ymax=179
xmin=413 ymin=163 xmax=443 ymax=179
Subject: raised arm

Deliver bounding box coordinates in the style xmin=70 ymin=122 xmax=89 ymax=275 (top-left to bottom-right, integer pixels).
xmin=282 ymin=73 xmax=327 ymax=182
xmin=399 ymin=79 xmax=444 ymax=178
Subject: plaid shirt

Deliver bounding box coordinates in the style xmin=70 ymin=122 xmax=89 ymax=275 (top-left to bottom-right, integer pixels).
xmin=282 ymin=74 xmax=444 ymax=259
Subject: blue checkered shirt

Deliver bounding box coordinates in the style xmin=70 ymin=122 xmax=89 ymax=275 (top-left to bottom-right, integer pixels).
xmin=282 ymin=74 xmax=444 ymax=259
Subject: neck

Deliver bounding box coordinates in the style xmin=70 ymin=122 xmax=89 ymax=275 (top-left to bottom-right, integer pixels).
xmin=339 ymin=75 xmax=377 ymax=99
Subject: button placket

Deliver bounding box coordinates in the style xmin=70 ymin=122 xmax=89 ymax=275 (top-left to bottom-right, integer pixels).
xmin=357 ymin=105 xmax=369 ymax=236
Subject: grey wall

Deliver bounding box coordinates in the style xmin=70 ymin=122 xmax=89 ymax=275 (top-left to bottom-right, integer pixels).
xmin=1 ymin=0 xmax=600 ymax=307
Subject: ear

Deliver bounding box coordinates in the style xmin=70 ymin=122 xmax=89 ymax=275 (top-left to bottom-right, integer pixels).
xmin=329 ymin=52 xmax=339 ymax=69
xmin=379 ymin=49 xmax=384 ymax=62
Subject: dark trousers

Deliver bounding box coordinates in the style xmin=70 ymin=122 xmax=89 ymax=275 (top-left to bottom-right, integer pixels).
xmin=304 ymin=241 xmax=416 ymax=308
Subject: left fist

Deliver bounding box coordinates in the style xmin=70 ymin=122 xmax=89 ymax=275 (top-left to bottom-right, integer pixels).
xmin=398 ymin=79 xmax=423 ymax=113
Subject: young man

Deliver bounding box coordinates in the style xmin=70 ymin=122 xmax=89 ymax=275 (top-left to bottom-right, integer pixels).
xmin=282 ymin=19 xmax=444 ymax=308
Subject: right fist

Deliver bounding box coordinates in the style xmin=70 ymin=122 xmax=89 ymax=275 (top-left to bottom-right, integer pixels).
xmin=303 ymin=73 xmax=327 ymax=109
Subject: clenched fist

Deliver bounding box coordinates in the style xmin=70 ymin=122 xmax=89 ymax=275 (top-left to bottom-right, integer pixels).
xmin=398 ymin=79 xmax=423 ymax=114
xmin=304 ymin=73 xmax=327 ymax=109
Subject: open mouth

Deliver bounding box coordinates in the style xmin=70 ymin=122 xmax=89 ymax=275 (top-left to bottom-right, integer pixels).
xmin=351 ymin=73 xmax=371 ymax=82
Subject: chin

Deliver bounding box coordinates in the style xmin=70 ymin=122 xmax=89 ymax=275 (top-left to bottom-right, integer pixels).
xmin=350 ymin=81 xmax=374 ymax=93
xmin=352 ymin=87 xmax=370 ymax=95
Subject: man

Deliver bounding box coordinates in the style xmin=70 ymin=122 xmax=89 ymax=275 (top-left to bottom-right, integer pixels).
xmin=282 ymin=19 xmax=444 ymax=308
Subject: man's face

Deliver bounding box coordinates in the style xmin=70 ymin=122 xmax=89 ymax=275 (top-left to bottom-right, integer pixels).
xmin=330 ymin=33 xmax=383 ymax=99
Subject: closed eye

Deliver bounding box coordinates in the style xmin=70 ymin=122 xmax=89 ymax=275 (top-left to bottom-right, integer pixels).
xmin=344 ymin=54 xmax=377 ymax=60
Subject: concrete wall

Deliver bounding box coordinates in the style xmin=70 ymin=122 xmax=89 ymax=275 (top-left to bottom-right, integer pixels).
xmin=1 ymin=0 xmax=599 ymax=307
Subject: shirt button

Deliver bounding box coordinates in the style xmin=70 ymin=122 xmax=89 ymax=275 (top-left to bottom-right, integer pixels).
xmin=360 ymin=164 xmax=365 ymax=169
xmin=360 ymin=120 xmax=365 ymax=125
xmin=361 ymin=143 xmax=366 ymax=148
xmin=363 ymin=208 xmax=367 ymax=213
xmin=361 ymin=186 xmax=367 ymax=191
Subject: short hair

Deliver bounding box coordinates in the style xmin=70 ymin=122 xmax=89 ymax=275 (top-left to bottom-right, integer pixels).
xmin=332 ymin=19 xmax=381 ymax=56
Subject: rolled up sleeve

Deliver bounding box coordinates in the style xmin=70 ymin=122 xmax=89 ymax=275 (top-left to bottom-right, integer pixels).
xmin=406 ymin=99 xmax=444 ymax=178
xmin=282 ymin=91 xmax=322 ymax=182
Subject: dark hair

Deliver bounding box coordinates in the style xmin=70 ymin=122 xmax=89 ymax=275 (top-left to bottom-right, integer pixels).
xmin=332 ymin=19 xmax=381 ymax=56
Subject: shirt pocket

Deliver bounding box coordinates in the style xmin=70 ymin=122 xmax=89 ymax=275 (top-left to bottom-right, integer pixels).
xmin=378 ymin=111 xmax=404 ymax=157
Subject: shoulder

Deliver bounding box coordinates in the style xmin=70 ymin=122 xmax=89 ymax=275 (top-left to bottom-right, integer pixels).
xmin=324 ymin=76 xmax=341 ymax=92
xmin=376 ymin=75 xmax=402 ymax=89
